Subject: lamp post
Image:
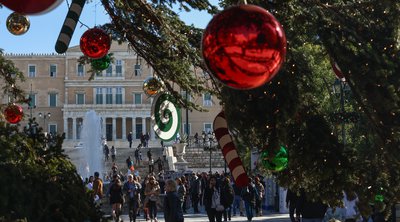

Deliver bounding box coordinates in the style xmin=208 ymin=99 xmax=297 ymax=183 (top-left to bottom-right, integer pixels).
xmin=38 ymin=112 xmax=51 ymax=133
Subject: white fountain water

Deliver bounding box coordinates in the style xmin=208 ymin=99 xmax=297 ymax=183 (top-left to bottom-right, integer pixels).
xmin=77 ymin=110 xmax=104 ymax=179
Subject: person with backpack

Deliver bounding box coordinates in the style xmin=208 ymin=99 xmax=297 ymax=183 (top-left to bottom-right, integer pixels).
xmin=254 ymin=177 xmax=265 ymax=216
xmin=241 ymin=180 xmax=257 ymax=222
xmin=123 ymin=174 xmax=141 ymax=222
xmin=221 ymin=177 xmax=234 ymax=221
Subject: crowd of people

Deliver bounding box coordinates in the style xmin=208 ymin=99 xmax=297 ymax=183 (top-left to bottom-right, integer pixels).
xmin=84 ymin=169 xmax=267 ymax=222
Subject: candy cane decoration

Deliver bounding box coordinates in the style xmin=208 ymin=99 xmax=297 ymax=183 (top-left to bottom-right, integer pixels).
xmin=55 ymin=0 xmax=86 ymax=53
xmin=151 ymin=93 xmax=181 ymax=142
xmin=0 ymin=0 xmax=63 ymax=15
xmin=330 ymin=57 xmax=345 ymax=80
xmin=213 ymin=111 xmax=249 ymax=188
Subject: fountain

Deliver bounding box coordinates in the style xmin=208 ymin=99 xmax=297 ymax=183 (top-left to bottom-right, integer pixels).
xmin=76 ymin=110 xmax=104 ymax=179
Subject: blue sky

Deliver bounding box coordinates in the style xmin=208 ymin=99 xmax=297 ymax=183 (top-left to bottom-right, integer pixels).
xmin=0 ymin=1 xmax=215 ymax=53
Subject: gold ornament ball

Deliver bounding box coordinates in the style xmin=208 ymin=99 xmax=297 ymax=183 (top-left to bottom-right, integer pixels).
xmin=143 ymin=77 xmax=163 ymax=96
xmin=7 ymin=12 xmax=30 ymax=35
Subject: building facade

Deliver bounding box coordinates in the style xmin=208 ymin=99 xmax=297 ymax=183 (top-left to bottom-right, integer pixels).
xmin=4 ymin=42 xmax=221 ymax=142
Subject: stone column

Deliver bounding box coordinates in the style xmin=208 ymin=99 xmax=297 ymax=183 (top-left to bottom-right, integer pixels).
xmin=72 ymin=118 xmax=77 ymax=140
xmin=149 ymin=118 xmax=155 ymax=140
xmin=141 ymin=117 xmax=146 ymax=135
xmin=132 ymin=117 xmax=136 ymax=139
xmin=122 ymin=117 xmax=126 ymax=140
xmin=102 ymin=116 xmax=107 ymax=139
xmin=112 ymin=117 xmax=117 ymax=141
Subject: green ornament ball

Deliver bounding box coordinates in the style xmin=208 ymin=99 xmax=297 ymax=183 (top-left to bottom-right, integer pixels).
xmin=374 ymin=194 xmax=384 ymax=202
xmin=143 ymin=76 xmax=163 ymax=96
xmin=91 ymin=55 xmax=111 ymax=71
xmin=260 ymin=146 xmax=288 ymax=172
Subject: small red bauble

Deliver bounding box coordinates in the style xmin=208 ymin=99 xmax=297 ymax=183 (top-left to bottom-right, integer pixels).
xmin=4 ymin=104 xmax=23 ymax=124
xmin=80 ymin=28 xmax=111 ymax=59
xmin=202 ymin=4 xmax=287 ymax=90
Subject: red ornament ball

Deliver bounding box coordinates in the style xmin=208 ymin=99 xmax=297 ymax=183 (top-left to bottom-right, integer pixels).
xmin=4 ymin=104 xmax=23 ymax=124
xmin=202 ymin=4 xmax=287 ymax=90
xmin=80 ymin=28 xmax=111 ymax=59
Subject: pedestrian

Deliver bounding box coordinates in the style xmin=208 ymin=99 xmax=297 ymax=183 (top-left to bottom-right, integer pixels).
xmin=286 ymin=188 xmax=299 ymax=222
xmin=111 ymin=145 xmax=116 ymax=162
xmin=147 ymin=149 xmax=152 ymax=161
xmin=123 ymin=174 xmax=142 ymax=222
xmin=254 ymin=177 xmax=265 ymax=216
xmin=86 ymin=175 xmax=94 ymax=190
xmin=190 ymin=173 xmax=201 ymax=213
xmin=126 ymin=156 xmax=133 ymax=169
xmin=145 ymin=132 xmax=150 ymax=148
xmin=154 ymin=157 xmax=163 ymax=172
xmin=111 ymin=162 xmax=118 ymax=175
xmin=297 ymin=189 xmax=328 ymax=222
xmin=128 ymin=132 xmax=133 ymax=148
xmin=164 ymin=179 xmax=184 ymax=222
xmin=149 ymin=157 xmax=154 ymax=174
xmin=204 ymin=175 xmax=223 ymax=222
xmin=140 ymin=133 xmax=145 ymax=147
xmin=241 ymin=181 xmax=257 ymax=222
xmin=93 ymin=172 xmax=103 ymax=202
xmin=134 ymin=148 xmax=140 ymax=165
xmin=194 ymin=132 xmax=199 ymax=144
xmin=108 ymin=175 xmax=124 ymax=222
xmin=343 ymin=190 xmax=360 ymax=222
xmin=176 ymin=177 xmax=187 ymax=214
xmin=104 ymin=143 xmax=109 ymax=161
xmin=221 ymin=177 xmax=234 ymax=221
xmin=145 ymin=176 xmax=161 ymax=222
xmin=232 ymin=182 xmax=244 ymax=217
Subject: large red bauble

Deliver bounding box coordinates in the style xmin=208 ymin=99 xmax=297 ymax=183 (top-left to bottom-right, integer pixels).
xmin=0 ymin=0 xmax=63 ymax=15
xmin=202 ymin=4 xmax=287 ymax=90
xmin=4 ymin=104 xmax=23 ymax=124
xmin=80 ymin=28 xmax=111 ymax=59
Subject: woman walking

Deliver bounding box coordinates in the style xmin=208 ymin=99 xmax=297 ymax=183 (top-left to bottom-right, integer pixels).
xmin=145 ymin=176 xmax=161 ymax=222
xmin=108 ymin=175 xmax=124 ymax=222
xmin=123 ymin=174 xmax=142 ymax=222
xmin=204 ymin=175 xmax=223 ymax=222
xmin=164 ymin=179 xmax=184 ymax=222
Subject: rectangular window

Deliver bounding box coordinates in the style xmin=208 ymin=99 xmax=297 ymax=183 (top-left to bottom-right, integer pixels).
xmin=28 ymin=94 xmax=36 ymax=108
xmin=96 ymin=88 xmax=103 ymax=104
xmin=116 ymin=60 xmax=122 ymax=76
xmin=134 ymin=64 xmax=141 ymax=76
xmin=106 ymin=88 xmax=113 ymax=104
xmin=49 ymin=124 xmax=57 ymax=134
xmin=204 ymin=123 xmax=212 ymax=134
xmin=183 ymin=123 xmax=191 ymax=135
xmin=77 ymin=64 xmax=84 ymax=76
xmin=76 ymin=93 xmax=85 ymax=105
xmin=181 ymin=90 xmax=192 ymax=102
xmin=49 ymin=93 xmax=57 ymax=107
xmin=134 ymin=93 xmax=142 ymax=104
xmin=203 ymin=93 xmax=212 ymax=106
xmin=116 ymin=87 xmax=123 ymax=104
xmin=28 ymin=65 xmax=36 ymax=77
xmin=106 ymin=65 xmax=112 ymax=76
xmin=50 ymin=64 xmax=57 ymax=77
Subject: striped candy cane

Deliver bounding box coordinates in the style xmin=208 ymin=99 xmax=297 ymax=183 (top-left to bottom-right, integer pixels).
xmin=55 ymin=0 xmax=86 ymax=53
xmin=213 ymin=111 xmax=249 ymax=188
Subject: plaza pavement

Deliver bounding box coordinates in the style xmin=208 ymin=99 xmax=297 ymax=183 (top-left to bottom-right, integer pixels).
xmin=114 ymin=211 xmax=290 ymax=222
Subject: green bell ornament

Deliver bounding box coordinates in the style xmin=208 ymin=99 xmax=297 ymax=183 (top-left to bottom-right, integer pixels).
xmin=260 ymin=145 xmax=288 ymax=172
xmin=91 ymin=54 xmax=111 ymax=71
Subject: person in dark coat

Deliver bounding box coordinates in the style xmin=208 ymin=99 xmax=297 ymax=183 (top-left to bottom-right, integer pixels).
xmin=296 ymin=189 xmax=328 ymax=222
xmin=108 ymin=176 xmax=124 ymax=222
xmin=128 ymin=132 xmax=133 ymax=148
xmin=286 ymin=188 xmax=299 ymax=222
xmin=164 ymin=179 xmax=184 ymax=222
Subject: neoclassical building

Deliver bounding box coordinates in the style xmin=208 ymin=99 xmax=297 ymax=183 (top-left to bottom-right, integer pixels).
xmin=4 ymin=42 xmax=221 ymax=142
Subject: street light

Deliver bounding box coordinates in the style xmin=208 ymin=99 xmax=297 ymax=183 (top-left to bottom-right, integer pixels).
xmin=38 ymin=112 xmax=51 ymax=132
xmin=203 ymin=132 xmax=216 ymax=173
xmin=332 ymin=79 xmax=351 ymax=146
